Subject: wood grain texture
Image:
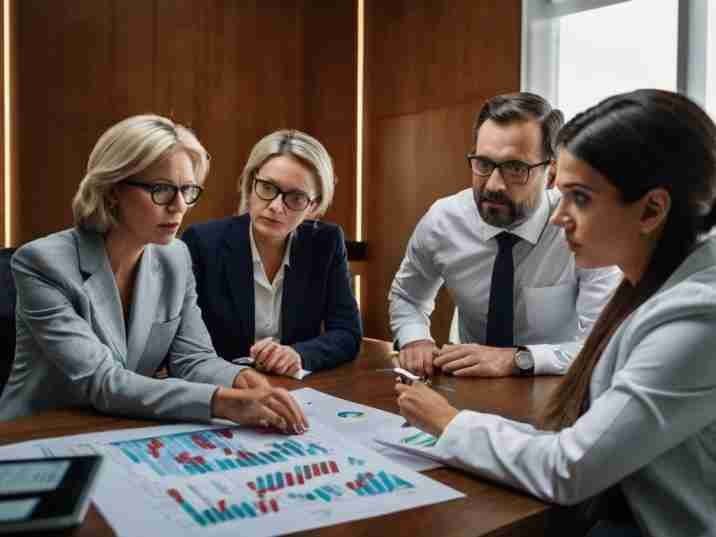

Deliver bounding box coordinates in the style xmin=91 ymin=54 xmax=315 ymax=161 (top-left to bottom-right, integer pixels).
xmin=1 ymin=338 xmax=562 ymax=537
xmin=362 ymin=1 xmax=522 ymax=341
xmin=11 ymin=1 xmax=356 ymax=245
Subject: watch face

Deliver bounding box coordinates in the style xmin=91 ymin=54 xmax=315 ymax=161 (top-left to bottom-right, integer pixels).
xmin=515 ymin=350 xmax=534 ymax=370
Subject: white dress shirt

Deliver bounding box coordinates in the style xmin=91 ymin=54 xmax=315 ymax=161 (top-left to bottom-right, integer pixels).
xmin=250 ymin=224 xmax=292 ymax=342
xmin=435 ymin=236 xmax=716 ymax=537
xmin=389 ymin=188 xmax=621 ymax=374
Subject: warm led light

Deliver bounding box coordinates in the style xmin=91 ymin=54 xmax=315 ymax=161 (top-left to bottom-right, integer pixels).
xmin=3 ymin=0 xmax=10 ymax=246
xmin=356 ymin=0 xmax=364 ymax=242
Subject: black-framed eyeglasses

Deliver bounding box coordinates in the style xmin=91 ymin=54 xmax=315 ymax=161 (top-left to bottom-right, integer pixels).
xmin=466 ymin=154 xmax=551 ymax=186
xmin=122 ymin=180 xmax=204 ymax=206
xmin=253 ymin=176 xmax=315 ymax=211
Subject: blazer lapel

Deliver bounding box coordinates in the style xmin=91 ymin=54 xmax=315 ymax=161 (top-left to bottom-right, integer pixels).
xmin=224 ymin=216 xmax=255 ymax=346
xmin=281 ymin=227 xmax=311 ymax=343
xmin=126 ymin=245 xmax=161 ymax=371
xmin=77 ymin=230 xmax=128 ymax=362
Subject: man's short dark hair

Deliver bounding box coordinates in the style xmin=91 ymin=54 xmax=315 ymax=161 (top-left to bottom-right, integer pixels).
xmin=473 ymin=92 xmax=564 ymax=160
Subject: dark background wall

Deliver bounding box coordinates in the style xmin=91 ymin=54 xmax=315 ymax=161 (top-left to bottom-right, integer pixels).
xmin=10 ymin=0 xmax=356 ymax=245
xmin=2 ymin=0 xmax=521 ymax=342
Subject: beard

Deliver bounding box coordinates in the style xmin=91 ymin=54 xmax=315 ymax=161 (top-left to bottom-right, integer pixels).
xmin=473 ymin=186 xmax=543 ymax=228
xmin=473 ymin=168 xmax=547 ymax=228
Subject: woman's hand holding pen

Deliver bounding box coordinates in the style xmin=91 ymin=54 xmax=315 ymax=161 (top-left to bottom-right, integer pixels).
xmin=250 ymin=337 xmax=302 ymax=377
xmin=395 ymin=381 xmax=458 ymax=437
xmin=212 ymin=383 xmax=308 ymax=434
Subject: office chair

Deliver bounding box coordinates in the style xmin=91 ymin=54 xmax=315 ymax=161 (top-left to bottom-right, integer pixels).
xmin=0 ymin=247 xmax=16 ymax=395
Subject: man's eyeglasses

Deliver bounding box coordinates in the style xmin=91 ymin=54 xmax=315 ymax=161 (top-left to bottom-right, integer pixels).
xmin=122 ymin=180 xmax=204 ymax=206
xmin=466 ymin=154 xmax=551 ymax=186
xmin=253 ymin=176 xmax=315 ymax=211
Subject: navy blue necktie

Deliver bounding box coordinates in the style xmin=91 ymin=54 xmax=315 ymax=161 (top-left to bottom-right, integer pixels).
xmin=485 ymin=232 xmax=520 ymax=347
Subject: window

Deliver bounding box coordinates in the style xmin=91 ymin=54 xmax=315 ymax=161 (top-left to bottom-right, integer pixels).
xmin=523 ymin=0 xmax=710 ymax=121
xmin=557 ymin=0 xmax=678 ymax=120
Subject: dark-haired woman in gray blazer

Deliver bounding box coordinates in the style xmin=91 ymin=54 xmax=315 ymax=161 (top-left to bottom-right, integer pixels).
xmin=0 ymin=115 xmax=307 ymax=434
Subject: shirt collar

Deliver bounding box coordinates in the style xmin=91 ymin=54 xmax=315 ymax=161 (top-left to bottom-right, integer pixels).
xmin=478 ymin=188 xmax=551 ymax=245
xmin=249 ymin=223 xmax=293 ymax=268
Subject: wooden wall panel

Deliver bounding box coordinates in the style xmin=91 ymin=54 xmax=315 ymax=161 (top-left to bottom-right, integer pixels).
xmin=363 ymin=0 xmax=521 ymax=341
xmin=303 ymin=1 xmax=357 ymax=238
xmin=12 ymin=1 xmax=355 ymax=245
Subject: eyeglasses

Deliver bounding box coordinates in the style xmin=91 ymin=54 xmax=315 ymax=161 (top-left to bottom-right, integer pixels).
xmin=253 ymin=176 xmax=315 ymax=211
xmin=122 ymin=180 xmax=204 ymax=206
xmin=466 ymin=154 xmax=551 ymax=186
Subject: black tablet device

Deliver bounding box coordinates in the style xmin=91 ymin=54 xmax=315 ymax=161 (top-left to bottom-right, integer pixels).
xmin=0 ymin=455 xmax=103 ymax=534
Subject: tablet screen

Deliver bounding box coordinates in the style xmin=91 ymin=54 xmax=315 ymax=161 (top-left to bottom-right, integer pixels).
xmin=0 ymin=498 xmax=40 ymax=522
xmin=0 ymin=460 xmax=70 ymax=495
xmin=0 ymin=456 xmax=102 ymax=533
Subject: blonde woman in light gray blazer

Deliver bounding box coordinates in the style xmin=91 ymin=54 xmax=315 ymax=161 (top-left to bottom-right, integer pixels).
xmin=395 ymin=91 xmax=716 ymax=537
xmin=0 ymin=115 xmax=307 ymax=434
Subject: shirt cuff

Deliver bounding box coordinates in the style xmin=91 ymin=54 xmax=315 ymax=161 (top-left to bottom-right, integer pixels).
xmin=526 ymin=344 xmax=567 ymax=376
xmin=434 ymin=410 xmax=483 ymax=457
xmin=395 ymin=323 xmax=434 ymax=348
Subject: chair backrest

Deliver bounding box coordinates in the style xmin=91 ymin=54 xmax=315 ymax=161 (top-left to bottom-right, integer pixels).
xmin=0 ymin=247 xmax=16 ymax=395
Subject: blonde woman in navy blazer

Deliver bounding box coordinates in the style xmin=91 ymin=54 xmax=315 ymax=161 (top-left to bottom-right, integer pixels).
xmin=182 ymin=130 xmax=361 ymax=377
xmin=395 ymin=91 xmax=716 ymax=537
xmin=0 ymin=115 xmax=307 ymax=434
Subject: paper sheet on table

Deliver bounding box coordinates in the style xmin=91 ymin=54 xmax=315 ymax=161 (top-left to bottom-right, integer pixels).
xmin=374 ymin=426 xmax=448 ymax=465
xmin=232 ymin=357 xmax=311 ymax=380
xmin=292 ymin=388 xmax=441 ymax=471
xmin=0 ymin=420 xmax=462 ymax=537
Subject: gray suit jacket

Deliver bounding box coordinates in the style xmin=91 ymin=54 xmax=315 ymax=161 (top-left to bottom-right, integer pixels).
xmin=0 ymin=228 xmax=243 ymax=421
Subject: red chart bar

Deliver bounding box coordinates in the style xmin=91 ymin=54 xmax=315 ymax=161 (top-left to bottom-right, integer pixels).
xmin=329 ymin=461 xmax=339 ymax=473
xmin=297 ymin=473 xmax=305 ymax=485
xmin=311 ymin=463 xmax=321 ymax=476
xmin=286 ymin=473 xmax=294 ymax=486
xmin=269 ymin=499 xmax=279 ymax=512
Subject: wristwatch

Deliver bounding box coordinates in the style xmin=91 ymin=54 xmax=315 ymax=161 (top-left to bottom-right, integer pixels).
xmin=513 ymin=346 xmax=534 ymax=376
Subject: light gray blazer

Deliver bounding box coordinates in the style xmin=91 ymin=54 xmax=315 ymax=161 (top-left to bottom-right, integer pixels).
xmin=0 ymin=228 xmax=244 ymax=422
xmin=434 ymin=236 xmax=716 ymax=536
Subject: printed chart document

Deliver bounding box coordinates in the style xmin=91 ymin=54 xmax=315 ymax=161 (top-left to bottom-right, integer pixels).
xmin=0 ymin=420 xmax=463 ymax=537
xmin=374 ymin=426 xmax=447 ymax=464
xmin=292 ymin=388 xmax=440 ymax=471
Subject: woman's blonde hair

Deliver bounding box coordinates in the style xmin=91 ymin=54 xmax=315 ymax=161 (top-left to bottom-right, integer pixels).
xmin=72 ymin=114 xmax=210 ymax=232
xmin=237 ymin=129 xmax=335 ymax=216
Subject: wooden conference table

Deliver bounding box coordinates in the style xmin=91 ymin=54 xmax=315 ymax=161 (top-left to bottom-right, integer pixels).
xmin=0 ymin=338 xmax=563 ymax=536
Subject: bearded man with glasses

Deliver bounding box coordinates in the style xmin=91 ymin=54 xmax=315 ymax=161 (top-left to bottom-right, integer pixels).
xmin=390 ymin=92 xmax=621 ymax=379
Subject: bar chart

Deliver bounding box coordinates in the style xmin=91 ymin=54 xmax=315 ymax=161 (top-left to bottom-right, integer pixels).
xmin=166 ymin=487 xmax=278 ymax=528
xmin=400 ymin=431 xmax=438 ymax=447
xmin=111 ymin=429 xmax=333 ymax=478
xmin=346 ymin=470 xmax=415 ymax=496
xmin=247 ymin=461 xmax=341 ymax=494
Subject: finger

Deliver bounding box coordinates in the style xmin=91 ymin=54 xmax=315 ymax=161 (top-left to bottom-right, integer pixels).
xmin=441 ymin=356 xmax=476 ymax=372
xmin=266 ymin=388 xmax=308 ymax=432
xmin=433 ymin=348 xmax=467 ymax=367
xmin=274 ymin=355 xmax=293 ymax=375
xmin=256 ymin=343 xmax=280 ymax=368
xmin=287 ymin=362 xmax=300 ymax=376
xmin=424 ymin=352 xmax=434 ymax=377
xmin=408 ymin=353 xmax=424 ymax=376
xmin=395 ymin=382 xmax=410 ymax=394
xmin=254 ymin=405 xmax=288 ymax=431
xmin=250 ymin=337 xmax=275 ymax=357
xmin=453 ymin=363 xmax=487 ymax=377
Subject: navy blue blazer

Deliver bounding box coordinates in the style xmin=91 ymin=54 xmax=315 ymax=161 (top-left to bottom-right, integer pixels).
xmin=181 ymin=215 xmax=362 ymax=371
